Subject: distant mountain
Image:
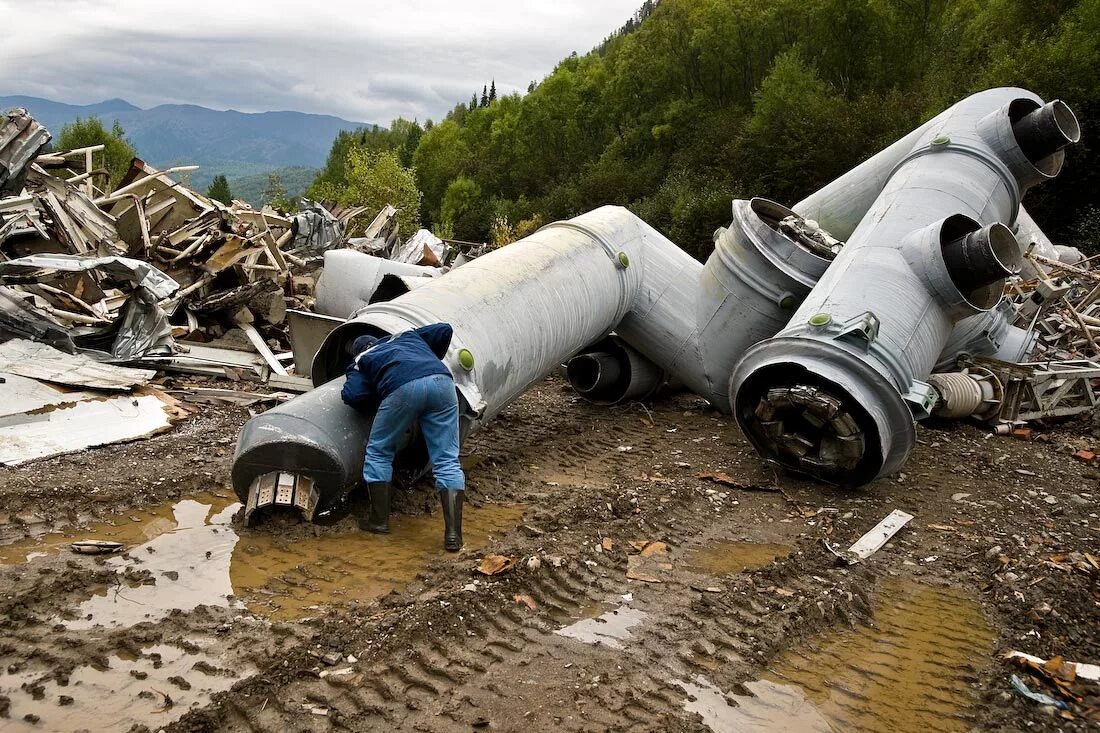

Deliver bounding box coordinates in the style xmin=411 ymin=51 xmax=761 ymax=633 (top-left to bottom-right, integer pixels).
xmin=0 ymin=95 xmax=375 ymax=190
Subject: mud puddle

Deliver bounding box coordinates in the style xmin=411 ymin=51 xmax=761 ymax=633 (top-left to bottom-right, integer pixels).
xmin=1 ymin=641 xmax=251 ymax=731
xmin=555 ymin=593 xmax=647 ymax=650
xmin=684 ymin=541 xmax=792 ymax=576
xmin=0 ymin=491 xmax=235 ymax=564
xmin=8 ymin=493 xmax=523 ymax=626
xmin=677 ymin=580 xmax=994 ymax=732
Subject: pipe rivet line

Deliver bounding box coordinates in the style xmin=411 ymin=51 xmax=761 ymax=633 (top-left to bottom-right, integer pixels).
xmin=931 ymin=135 xmax=951 ymax=147
xmin=458 ymin=348 xmax=475 ymax=370
xmin=809 ymin=313 xmax=833 ymax=327
xmin=779 ymin=294 xmax=798 ymax=310
xmin=617 ymin=251 xmax=630 ymax=268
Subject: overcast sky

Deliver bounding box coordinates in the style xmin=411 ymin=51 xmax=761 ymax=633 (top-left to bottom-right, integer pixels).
xmin=0 ymin=0 xmax=641 ymax=123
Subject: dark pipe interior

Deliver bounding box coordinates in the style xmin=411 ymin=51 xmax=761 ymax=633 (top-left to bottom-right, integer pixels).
xmin=1012 ymin=99 xmax=1081 ymax=164
xmin=942 ymin=223 xmax=1019 ymax=294
xmin=567 ymin=352 xmax=622 ymax=393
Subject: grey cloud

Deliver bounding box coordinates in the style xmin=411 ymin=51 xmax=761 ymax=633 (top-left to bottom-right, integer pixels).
xmin=0 ymin=0 xmax=640 ymax=122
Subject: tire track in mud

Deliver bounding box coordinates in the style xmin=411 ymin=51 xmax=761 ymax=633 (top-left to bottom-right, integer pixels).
xmin=172 ymin=520 xmax=874 ymax=732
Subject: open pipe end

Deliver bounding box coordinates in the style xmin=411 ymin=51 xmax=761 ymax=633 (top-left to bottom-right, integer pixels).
xmin=739 ymin=377 xmax=874 ymax=485
xmin=566 ymin=352 xmax=623 ymax=394
xmin=1013 ymin=99 xmax=1081 ymax=164
xmin=729 ymin=339 xmax=917 ymax=487
xmin=565 ymin=336 xmax=665 ymax=406
xmin=943 ymin=221 xmax=1021 ymax=294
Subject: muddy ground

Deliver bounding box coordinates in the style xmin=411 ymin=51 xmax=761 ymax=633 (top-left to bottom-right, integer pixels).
xmin=0 ymin=374 xmax=1097 ymax=732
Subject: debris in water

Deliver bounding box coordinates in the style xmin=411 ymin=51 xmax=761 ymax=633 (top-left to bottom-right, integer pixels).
xmin=69 ymin=539 xmax=124 ymax=555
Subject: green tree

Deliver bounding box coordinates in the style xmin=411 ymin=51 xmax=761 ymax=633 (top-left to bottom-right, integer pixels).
xmin=441 ymin=176 xmax=488 ymax=241
xmin=206 ymin=174 xmax=232 ymax=204
xmin=489 ymin=80 xmax=497 ymax=103
xmin=262 ymin=172 xmax=295 ymax=211
xmin=480 ymin=85 xmax=489 ymax=108
xmin=56 ymin=117 xmax=137 ymax=190
xmin=336 ymin=150 xmax=423 ymax=236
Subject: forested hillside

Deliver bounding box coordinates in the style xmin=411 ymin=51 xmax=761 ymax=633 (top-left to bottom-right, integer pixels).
xmin=310 ymin=0 xmax=1099 ymax=257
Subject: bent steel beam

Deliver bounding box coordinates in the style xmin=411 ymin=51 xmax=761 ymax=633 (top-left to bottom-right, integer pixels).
xmin=730 ymin=89 xmax=1078 ymax=486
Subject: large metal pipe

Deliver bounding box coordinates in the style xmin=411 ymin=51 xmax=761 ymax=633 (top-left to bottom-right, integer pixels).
xmin=314 ymin=250 xmax=440 ymax=318
xmin=235 ymin=207 xmax=659 ymax=513
xmin=610 ymin=198 xmax=834 ymax=410
xmin=730 ymin=89 xmax=1075 ymax=486
xmin=565 ymin=335 xmax=666 ymax=405
xmin=234 ymin=199 xmax=833 ymax=513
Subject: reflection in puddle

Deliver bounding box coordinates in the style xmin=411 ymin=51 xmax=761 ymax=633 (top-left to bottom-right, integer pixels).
xmin=0 ymin=492 xmax=235 ymax=564
xmin=8 ymin=493 xmax=522 ymax=626
xmin=684 ymin=541 xmax=791 ymax=576
xmin=677 ymin=580 xmax=994 ymax=733
xmin=556 ymin=597 xmax=647 ymax=650
xmin=65 ymin=502 xmax=242 ymax=629
xmin=677 ymin=676 xmax=832 ymax=732
xmin=0 ymin=642 xmax=250 ymax=731
xmin=764 ymin=580 xmax=994 ymax=732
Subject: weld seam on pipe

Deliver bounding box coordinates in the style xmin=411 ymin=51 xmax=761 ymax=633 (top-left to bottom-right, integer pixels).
xmin=887 ymin=141 xmax=1022 ymax=222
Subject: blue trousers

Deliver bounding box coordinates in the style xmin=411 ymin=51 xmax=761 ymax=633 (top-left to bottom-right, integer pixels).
xmin=362 ymin=374 xmax=465 ymax=490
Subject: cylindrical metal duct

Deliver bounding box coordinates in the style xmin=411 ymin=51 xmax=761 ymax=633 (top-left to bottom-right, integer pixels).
xmin=231 ymin=380 xmax=375 ymax=512
xmin=935 ymin=299 xmax=1036 ymax=371
xmin=314 ymin=250 xmax=440 ymax=318
xmin=613 ymin=198 xmax=834 ymax=411
xmin=1056 ymin=245 xmax=1086 ymax=267
xmin=942 ymin=223 xmax=1021 ymax=293
xmin=568 ymin=353 xmax=623 ymax=394
xmin=1012 ymin=100 xmax=1081 ymax=164
xmin=565 ymin=335 xmax=666 ymax=405
xmin=731 ymin=89 xmax=1073 ymax=486
xmin=234 ymin=207 xmax=661 ymax=511
xmin=368 ymin=273 xmax=436 ymax=305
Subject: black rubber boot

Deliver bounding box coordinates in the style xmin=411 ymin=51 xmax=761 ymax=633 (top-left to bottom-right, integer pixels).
xmin=440 ymin=490 xmax=464 ymax=551
xmin=359 ymin=482 xmax=391 ymax=534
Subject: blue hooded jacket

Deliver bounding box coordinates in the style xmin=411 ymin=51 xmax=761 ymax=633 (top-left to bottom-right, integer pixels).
xmin=340 ymin=323 xmax=454 ymax=410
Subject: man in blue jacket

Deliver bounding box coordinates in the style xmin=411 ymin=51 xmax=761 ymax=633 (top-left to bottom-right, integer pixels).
xmin=341 ymin=323 xmax=466 ymax=551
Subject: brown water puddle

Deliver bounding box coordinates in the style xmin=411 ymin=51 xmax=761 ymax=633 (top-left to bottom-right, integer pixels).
xmin=677 ymin=579 xmax=995 ymax=733
xmin=684 ymin=541 xmax=792 ymax=575
xmin=6 ymin=493 xmax=523 ymax=626
xmin=0 ymin=492 xmax=235 ymax=564
xmin=0 ymin=642 xmax=250 ymax=731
